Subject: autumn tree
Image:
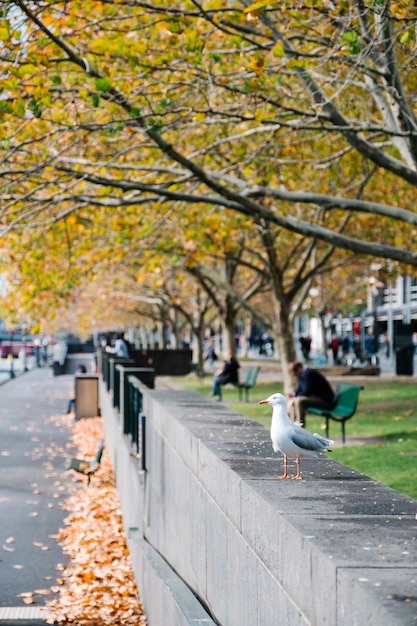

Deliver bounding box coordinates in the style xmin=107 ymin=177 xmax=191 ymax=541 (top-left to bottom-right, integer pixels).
xmin=1 ymin=1 xmax=417 ymax=383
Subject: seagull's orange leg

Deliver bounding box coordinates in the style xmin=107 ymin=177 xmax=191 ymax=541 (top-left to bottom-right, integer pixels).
xmin=277 ymin=454 xmax=289 ymax=479
xmin=292 ymin=457 xmax=302 ymax=480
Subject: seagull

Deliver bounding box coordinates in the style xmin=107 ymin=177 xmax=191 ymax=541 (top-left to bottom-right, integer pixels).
xmin=259 ymin=392 xmax=333 ymax=480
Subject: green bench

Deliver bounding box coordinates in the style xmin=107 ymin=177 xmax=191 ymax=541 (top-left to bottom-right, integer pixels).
xmin=307 ymin=383 xmax=363 ymax=443
xmin=237 ymin=366 xmax=260 ymax=402
xmin=67 ymin=439 xmax=105 ymax=485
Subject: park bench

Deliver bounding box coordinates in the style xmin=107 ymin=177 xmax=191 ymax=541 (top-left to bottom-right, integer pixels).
xmin=236 ymin=366 xmax=260 ymax=402
xmin=307 ymin=383 xmax=364 ymax=444
xmin=67 ymin=439 xmax=105 ymax=485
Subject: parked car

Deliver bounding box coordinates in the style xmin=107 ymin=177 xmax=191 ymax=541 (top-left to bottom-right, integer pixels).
xmin=0 ymin=341 xmax=35 ymax=358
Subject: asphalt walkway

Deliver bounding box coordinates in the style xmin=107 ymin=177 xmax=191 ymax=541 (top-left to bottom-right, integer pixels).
xmin=0 ymin=367 xmax=74 ymax=625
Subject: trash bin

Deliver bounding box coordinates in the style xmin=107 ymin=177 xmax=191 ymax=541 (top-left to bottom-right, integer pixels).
xmin=75 ymin=374 xmax=99 ymax=419
xmin=395 ymin=345 xmax=414 ymax=376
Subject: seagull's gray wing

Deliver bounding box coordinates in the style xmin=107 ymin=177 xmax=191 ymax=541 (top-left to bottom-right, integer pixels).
xmin=313 ymin=433 xmax=333 ymax=448
xmin=290 ymin=428 xmax=327 ymax=452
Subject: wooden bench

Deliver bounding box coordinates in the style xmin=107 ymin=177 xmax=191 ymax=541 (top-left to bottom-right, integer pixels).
xmin=67 ymin=439 xmax=105 ymax=485
xmin=307 ymin=383 xmax=364 ymax=443
xmin=237 ymin=366 xmax=260 ymax=402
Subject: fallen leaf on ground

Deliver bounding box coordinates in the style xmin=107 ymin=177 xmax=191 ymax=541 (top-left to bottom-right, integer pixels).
xmin=23 ymin=596 xmax=35 ymax=604
xmin=44 ymin=417 xmax=147 ymax=625
xmin=2 ymin=544 xmax=15 ymax=552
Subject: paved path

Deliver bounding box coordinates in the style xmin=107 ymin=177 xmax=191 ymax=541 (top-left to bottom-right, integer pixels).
xmin=0 ymin=368 xmax=74 ymax=625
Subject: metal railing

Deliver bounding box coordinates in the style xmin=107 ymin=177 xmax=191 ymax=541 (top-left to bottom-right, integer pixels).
xmin=126 ymin=375 xmax=146 ymax=469
xmin=99 ymin=351 xmax=153 ymax=466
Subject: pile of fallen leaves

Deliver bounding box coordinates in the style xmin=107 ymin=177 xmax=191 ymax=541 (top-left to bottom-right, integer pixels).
xmin=45 ymin=417 xmax=147 ymax=625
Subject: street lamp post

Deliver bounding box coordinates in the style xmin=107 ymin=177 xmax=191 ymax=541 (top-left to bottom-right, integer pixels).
xmin=22 ymin=327 xmax=28 ymax=372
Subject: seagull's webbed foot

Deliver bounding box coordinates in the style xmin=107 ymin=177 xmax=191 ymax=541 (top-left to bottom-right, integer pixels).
xmin=277 ymin=455 xmax=290 ymax=479
xmin=291 ymin=458 xmax=302 ymax=480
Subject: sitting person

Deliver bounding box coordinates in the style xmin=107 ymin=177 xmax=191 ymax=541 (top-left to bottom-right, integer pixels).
xmin=287 ymin=361 xmax=336 ymax=428
xmin=210 ymin=350 xmax=240 ymax=400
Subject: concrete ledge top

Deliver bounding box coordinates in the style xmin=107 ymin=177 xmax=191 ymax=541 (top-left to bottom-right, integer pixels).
xmin=146 ymin=388 xmax=417 ymax=507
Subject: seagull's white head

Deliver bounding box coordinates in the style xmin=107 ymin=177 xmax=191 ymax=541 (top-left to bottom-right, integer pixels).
xmin=259 ymin=393 xmax=287 ymax=407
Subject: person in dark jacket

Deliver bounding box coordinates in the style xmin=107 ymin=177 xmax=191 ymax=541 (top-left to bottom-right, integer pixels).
xmin=210 ymin=350 xmax=240 ymax=400
xmin=287 ymin=361 xmax=336 ymax=428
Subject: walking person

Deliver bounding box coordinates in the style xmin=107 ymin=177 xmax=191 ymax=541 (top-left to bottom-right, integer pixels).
xmin=203 ymin=337 xmax=217 ymax=372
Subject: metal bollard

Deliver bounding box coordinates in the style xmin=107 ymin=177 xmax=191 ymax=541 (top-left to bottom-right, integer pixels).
xmin=7 ymin=353 xmax=15 ymax=378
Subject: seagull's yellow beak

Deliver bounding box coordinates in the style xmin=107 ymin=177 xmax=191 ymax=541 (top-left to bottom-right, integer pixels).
xmin=259 ymin=399 xmax=268 ymax=404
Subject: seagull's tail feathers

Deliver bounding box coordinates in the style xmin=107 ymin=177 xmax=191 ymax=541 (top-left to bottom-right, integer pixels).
xmin=313 ymin=433 xmax=334 ymax=451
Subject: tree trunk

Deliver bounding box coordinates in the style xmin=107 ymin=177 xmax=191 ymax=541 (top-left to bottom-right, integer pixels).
xmin=271 ymin=297 xmax=297 ymax=394
xmin=224 ymin=304 xmax=237 ymax=358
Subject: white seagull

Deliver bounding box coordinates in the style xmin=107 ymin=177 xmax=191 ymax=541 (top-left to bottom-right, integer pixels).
xmin=259 ymin=392 xmax=333 ymax=480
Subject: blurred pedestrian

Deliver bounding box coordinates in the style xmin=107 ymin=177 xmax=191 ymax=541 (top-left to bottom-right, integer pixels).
xmin=203 ymin=337 xmax=217 ymax=372
xmin=329 ymin=334 xmax=340 ymax=364
xmin=105 ymin=332 xmax=130 ymax=358
xmin=299 ymin=334 xmax=312 ymax=361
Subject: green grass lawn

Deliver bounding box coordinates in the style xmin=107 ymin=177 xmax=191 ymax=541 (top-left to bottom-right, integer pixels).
xmin=177 ymin=376 xmax=417 ymax=500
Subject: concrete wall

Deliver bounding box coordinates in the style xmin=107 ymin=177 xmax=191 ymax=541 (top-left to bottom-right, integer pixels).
xmin=99 ymin=381 xmax=417 ymax=626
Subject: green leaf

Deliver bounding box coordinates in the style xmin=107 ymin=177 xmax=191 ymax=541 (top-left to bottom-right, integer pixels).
xmin=167 ymin=20 xmax=182 ymax=34
xmin=342 ymin=31 xmax=358 ymax=44
xmin=342 ymin=31 xmax=361 ymax=54
xmin=147 ymin=118 xmax=163 ymax=133
xmin=155 ymin=98 xmax=172 ymax=114
xmin=400 ymin=31 xmax=410 ymax=44
xmin=95 ymin=77 xmax=111 ymax=93
xmin=208 ymin=52 xmax=222 ymax=63
xmin=243 ymin=79 xmax=254 ymax=94
xmin=92 ymin=92 xmax=100 ymax=107
xmin=28 ymin=99 xmax=42 ymax=118
xmin=0 ymin=101 xmax=13 ymax=115
xmin=13 ymin=98 xmax=26 ymax=117
xmin=272 ymin=41 xmax=285 ymax=57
